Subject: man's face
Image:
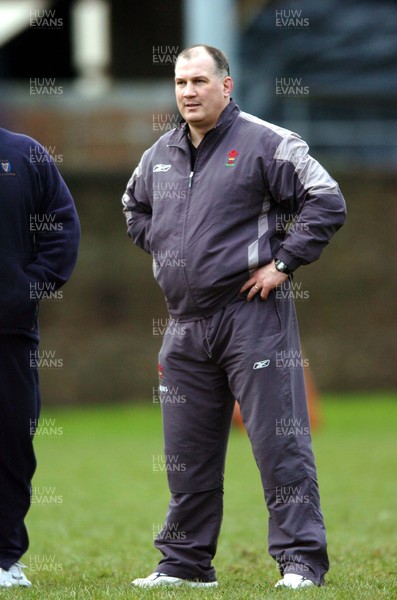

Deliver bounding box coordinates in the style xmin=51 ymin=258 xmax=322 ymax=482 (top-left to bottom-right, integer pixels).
xmin=174 ymin=49 xmax=233 ymax=132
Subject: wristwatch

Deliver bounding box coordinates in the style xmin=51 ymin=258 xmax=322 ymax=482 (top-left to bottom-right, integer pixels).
xmin=274 ymin=259 xmax=293 ymax=275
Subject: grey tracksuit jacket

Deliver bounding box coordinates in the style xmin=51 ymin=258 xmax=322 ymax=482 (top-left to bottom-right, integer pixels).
xmin=123 ymin=100 xmax=346 ymax=585
xmin=122 ymin=99 xmax=346 ymax=319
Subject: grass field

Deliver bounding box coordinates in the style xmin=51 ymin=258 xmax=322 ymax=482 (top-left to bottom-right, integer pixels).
xmin=1 ymin=393 xmax=396 ymax=599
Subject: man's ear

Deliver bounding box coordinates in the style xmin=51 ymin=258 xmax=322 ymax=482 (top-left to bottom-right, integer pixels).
xmin=223 ymin=76 xmax=234 ymax=98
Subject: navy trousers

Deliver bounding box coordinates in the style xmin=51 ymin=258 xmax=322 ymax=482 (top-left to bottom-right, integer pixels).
xmin=154 ymin=287 xmax=329 ymax=585
xmin=0 ymin=335 xmax=40 ymax=569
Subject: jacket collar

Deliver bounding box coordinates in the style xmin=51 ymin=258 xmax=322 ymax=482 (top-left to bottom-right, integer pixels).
xmin=168 ymin=99 xmax=240 ymax=147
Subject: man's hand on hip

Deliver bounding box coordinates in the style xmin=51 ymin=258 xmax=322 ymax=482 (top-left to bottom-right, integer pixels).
xmin=240 ymin=261 xmax=288 ymax=301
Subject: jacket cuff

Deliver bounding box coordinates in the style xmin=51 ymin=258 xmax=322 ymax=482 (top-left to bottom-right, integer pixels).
xmin=274 ymin=248 xmax=302 ymax=272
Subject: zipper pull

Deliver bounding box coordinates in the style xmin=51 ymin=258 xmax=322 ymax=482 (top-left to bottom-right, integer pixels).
xmin=189 ymin=171 xmax=194 ymax=188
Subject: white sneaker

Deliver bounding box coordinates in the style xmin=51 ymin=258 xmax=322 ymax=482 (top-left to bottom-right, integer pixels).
xmin=275 ymin=573 xmax=315 ymax=589
xmin=0 ymin=568 xmax=12 ymax=588
xmin=0 ymin=562 xmax=32 ymax=587
xmin=131 ymin=572 xmax=218 ymax=588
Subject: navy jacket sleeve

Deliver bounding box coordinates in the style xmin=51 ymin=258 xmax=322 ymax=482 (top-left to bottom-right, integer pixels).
xmin=0 ymin=129 xmax=80 ymax=336
xmin=26 ymin=144 xmax=80 ymax=289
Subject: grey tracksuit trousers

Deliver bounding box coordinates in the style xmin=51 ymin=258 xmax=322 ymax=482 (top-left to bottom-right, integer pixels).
xmin=154 ymin=287 xmax=329 ymax=585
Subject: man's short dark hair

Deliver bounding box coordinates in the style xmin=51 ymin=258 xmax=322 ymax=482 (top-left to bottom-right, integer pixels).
xmin=176 ymin=45 xmax=230 ymax=78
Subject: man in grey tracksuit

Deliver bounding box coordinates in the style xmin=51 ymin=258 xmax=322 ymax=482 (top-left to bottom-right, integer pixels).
xmin=122 ymin=45 xmax=346 ymax=590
